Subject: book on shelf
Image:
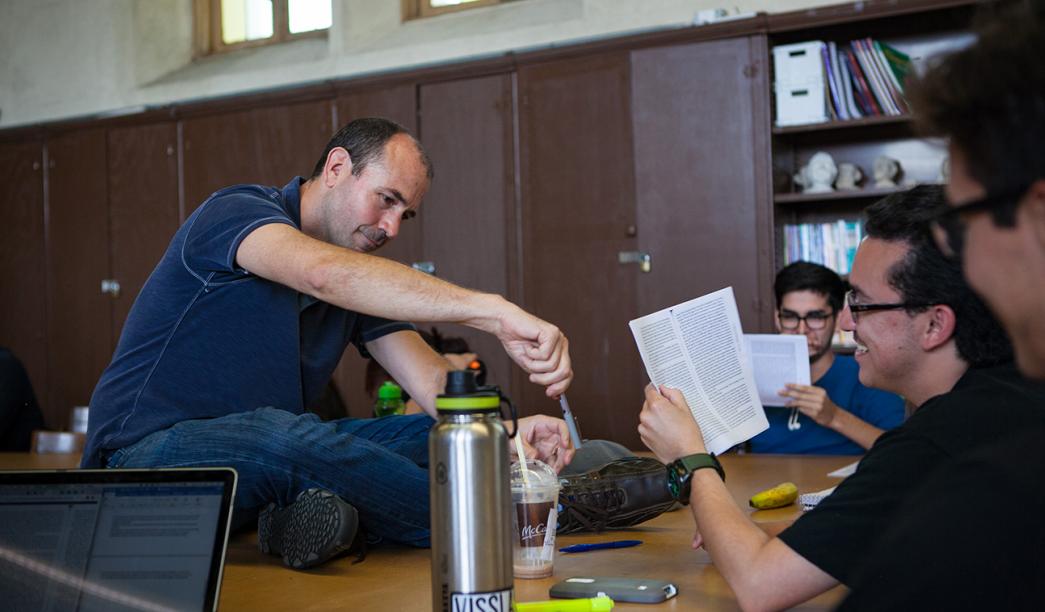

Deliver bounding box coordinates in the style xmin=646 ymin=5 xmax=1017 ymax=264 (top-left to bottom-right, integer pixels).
xmin=783 ymin=219 xmax=864 ymax=276
xmin=775 ymin=37 xmax=913 ymax=124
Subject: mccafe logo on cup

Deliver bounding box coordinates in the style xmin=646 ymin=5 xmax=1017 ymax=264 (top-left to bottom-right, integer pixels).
xmin=521 ymin=521 xmax=547 ymax=543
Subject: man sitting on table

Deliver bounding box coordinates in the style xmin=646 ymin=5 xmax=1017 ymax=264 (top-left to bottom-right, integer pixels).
xmin=841 ymin=5 xmax=1045 ymax=608
xmin=82 ymin=117 xmax=574 ymax=570
xmin=747 ymin=261 xmax=904 ymax=454
xmin=638 ymin=185 xmax=1045 ymax=610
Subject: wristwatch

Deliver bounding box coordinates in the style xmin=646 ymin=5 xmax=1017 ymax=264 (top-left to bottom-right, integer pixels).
xmin=666 ymin=452 xmax=725 ymax=504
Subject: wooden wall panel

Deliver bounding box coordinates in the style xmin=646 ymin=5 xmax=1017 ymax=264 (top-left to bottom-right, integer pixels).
xmin=518 ymin=54 xmax=643 ymax=446
xmin=107 ymin=123 xmax=181 ymax=343
xmin=417 ymin=74 xmax=518 ymax=405
xmin=0 ymin=142 xmax=48 ymax=405
xmin=181 ymin=100 xmax=333 ymax=217
xmin=45 ymin=129 xmax=112 ymax=429
xmin=631 ymin=36 xmax=775 ymax=333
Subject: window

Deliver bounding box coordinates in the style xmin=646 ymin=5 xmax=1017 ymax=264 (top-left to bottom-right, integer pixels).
xmin=403 ymin=0 xmax=509 ymax=20
xmin=195 ymin=0 xmax=332 ymax=56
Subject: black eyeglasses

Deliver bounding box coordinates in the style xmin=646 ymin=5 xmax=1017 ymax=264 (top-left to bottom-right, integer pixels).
xmin=778 ymin=309 xmax=834 ymax=331
xmin=930 ymin=187 xmax=1026 ymax=258
xmin=844 ymin=290 xmax=932 ymax=323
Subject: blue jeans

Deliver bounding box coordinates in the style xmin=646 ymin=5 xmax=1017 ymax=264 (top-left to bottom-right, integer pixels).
xmin=106 ymin=407 xmax=434 ymax=547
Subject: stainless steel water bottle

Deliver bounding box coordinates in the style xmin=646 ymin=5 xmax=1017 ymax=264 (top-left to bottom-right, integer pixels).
xmin=430 ymin=370 xmax=516 ymax=612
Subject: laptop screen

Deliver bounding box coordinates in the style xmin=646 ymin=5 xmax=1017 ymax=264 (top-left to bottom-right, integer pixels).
xmin=0 ymin=468 xmax=236 ymax=612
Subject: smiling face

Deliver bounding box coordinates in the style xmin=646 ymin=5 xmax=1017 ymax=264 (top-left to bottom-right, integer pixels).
xmin=838 ymin=238 xmax=929 ymax=396
xmin=317 ymin=133 xmax=429 ymax=253
xmin=775 ymin=290 xmax=837 ymax=365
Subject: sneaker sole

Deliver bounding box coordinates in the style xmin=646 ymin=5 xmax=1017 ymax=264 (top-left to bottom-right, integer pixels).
xmin=258 ymin=488 xmax=359 ymax=570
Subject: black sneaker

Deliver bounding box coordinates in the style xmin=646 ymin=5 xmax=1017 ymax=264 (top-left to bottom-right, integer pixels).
xmin=258 ymin=488 xmax=362 ymax=569
xmin=556 ymin=456 xmax=675 ymax=535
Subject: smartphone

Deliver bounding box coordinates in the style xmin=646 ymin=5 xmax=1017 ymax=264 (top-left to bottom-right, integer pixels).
xmin=549 ymin=576 xmax=678 ymax=604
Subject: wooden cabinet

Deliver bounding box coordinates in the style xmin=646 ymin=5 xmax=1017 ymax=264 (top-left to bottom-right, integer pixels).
xmin=518 ymin=53 xmax=645 ymax=445
xmin=0 ymin=141 xmax=48 ymax=418
xmin=631 ymin=35 xmax=775 ymax=334
xmin=417 ymin=73 xmax=519 ymax=405
xmin=182 ymin=100 xmax=333 ymax=216
xmin=45 ymin=129 xmax=112 ymax=429
xmin=107 ymin=123 xmax=181 ymax=343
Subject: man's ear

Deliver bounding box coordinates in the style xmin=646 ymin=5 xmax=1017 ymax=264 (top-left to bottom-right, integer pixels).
xmin=922 ymin=304 xmax=957 ymax=352
xmin=1023 ymin=178 xmax=1045 ymax=251
xmin=322 ymin=148 xmax=353 ymax=188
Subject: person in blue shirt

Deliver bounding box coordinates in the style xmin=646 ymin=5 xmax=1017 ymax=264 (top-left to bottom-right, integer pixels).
xmin=83 ymin=117 xmax=574 ymax=570
xmin=748 ymin=261 xmax=904 ymax=454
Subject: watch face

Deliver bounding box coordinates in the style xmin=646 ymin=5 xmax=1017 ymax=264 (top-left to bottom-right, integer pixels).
xmin=666 ymin=464 xmax=683 ymax=500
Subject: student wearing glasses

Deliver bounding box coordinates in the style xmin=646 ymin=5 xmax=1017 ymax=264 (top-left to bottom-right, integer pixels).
xmin=747 ymin=262 xmax=904 ymax=454
xmin=841 ymin=5 xmax=1045 ymax=608
xmin=637 ymin=185 xmax=1045 ymax=610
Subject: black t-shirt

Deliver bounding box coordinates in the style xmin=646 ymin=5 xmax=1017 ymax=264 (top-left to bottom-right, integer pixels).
xmin=839 ymin=428 xmax=1045 ymax=610
xmin=778 ymin=362 xmax=1045 ymax=585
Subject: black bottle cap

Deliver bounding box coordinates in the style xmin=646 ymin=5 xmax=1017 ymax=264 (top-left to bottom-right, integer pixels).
xmin=444 ymin=370 xmax=478 ymax=396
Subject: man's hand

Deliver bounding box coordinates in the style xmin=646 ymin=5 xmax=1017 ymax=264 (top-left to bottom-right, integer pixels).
xmin=638 ymin=384 xmax=706 ymax=464
xmin=513 ymin=415 xmax=575 ymax=473
xmin=779 ymin=384 xmax=839 ymax=427
xmin=494 ymin=303 xmax=573 ymax=398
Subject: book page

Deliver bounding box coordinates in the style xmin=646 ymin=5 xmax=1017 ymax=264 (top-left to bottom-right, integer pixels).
xmin=743 ymin=334 xmax=810 ymax=407
xmin=630 ymin=287 xmax=768 ymax=455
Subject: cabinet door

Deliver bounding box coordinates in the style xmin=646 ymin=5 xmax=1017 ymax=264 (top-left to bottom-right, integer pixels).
xmin=45 ymin=129 xmax=112 ymax=428
xmin=0 ymin=141 xmax=48 ymax=409
xmin=107 ymin=123 xmax=181 ymax=343
xmin=631 ymin=36 xmax=775 ymax=332
xmin=417 ymin=74 xmax=518 ymax=405
xmin=181 ymin=100 xmax=334 ymax=217
xmin=518 ymin=54 xmax=643 ymax=445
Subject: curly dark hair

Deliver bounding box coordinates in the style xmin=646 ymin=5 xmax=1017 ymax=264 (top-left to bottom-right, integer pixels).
xmin=774 ymin=261 xmax=848 ymax=314
xmin=310 ymin=117 xmax=433 ymax=181
xmin=909 ymin=0 xmax=1045 ymax=227
xmin=864 ymin=185 xmax=1012 ymax=367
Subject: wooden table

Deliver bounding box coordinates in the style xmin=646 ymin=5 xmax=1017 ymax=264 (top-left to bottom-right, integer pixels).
xmin=0 ymin=452 xmax=853 ymax=610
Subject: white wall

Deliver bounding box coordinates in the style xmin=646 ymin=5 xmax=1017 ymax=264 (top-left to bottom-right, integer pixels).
xmin=0 ymin=0 xmax=842 ymax=128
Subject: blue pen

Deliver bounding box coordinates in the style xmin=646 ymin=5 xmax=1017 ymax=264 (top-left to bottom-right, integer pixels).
xmin=559 ymin=540 xmax=642 ymax=554
xmin=559 ymin=393 xmax=583 ymax=449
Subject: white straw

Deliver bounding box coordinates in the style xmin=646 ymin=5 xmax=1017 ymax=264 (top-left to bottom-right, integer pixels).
xmin=513 ymin=433 xmax=531 ymax=487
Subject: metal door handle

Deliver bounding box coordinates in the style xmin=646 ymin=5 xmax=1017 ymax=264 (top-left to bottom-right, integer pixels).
xmin=101 ymin=279 xmax=121 ymax=297
xmin=412 ymin=261 xmax=436 ymax=275
xmin=618 ymin=251 xmax=651 ymax=273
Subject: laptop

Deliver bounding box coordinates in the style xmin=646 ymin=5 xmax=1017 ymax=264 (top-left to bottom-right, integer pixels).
xmin=0 ymin=468 xmax=237 ymax=612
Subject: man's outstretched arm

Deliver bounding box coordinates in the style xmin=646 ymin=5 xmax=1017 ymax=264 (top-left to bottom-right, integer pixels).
xmin=237 ymin=223 xmax=571 ymax=396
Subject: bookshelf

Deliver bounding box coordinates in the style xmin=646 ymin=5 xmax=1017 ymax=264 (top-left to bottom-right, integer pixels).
xmin=766 ymin=0 xmax=978 ymax=276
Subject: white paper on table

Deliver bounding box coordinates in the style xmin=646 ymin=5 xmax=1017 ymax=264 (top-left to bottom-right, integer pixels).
xmin=629 ymin=287 xmax=768 ymax=455
xmin=742 ymin=334 xmax=811 ymax=407
xmin=828 ymin=460 xmax=859 ymax=478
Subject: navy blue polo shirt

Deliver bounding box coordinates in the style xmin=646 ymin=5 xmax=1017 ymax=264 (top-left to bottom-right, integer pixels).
xmin=82 ymin=178 xmax=413 ymax=467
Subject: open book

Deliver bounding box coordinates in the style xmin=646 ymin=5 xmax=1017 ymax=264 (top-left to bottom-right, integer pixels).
xmin=629 ymin=287 xmax=768 ymax=455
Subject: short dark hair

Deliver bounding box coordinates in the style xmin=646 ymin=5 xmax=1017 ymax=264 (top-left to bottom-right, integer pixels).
xmin=910 ymin=1 xmax=1045 ymax=227
xmin=864 ymin=185 xmax=1013 ymax=367
xmin=774 ymin=261 xmax=847 ymax=313
xmin=310 ymin=117 xmax=434 ymax=180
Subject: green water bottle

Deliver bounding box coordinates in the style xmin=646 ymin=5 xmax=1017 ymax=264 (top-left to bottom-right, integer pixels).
xmin=374 ymin=381 xmax=406 ymax=417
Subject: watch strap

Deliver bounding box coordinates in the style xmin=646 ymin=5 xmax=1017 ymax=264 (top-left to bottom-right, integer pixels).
xmin=678 ymin=452 xmax=725 ymax=482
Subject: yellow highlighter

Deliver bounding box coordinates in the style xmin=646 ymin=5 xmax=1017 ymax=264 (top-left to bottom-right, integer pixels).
xmin=514 ymin=595 xmax=614 ymax=612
